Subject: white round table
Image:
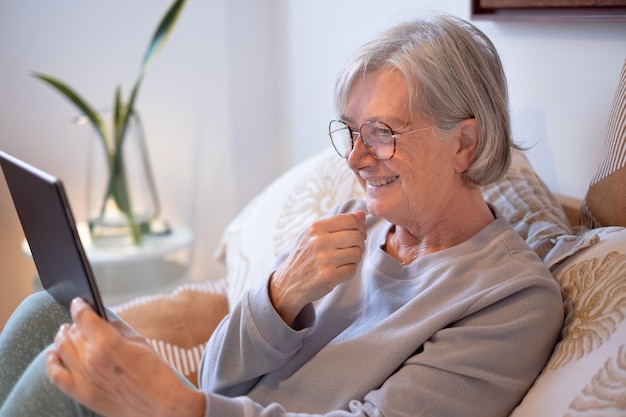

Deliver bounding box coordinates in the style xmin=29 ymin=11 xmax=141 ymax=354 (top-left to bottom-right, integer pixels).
xmin=23 ymin=223 xmax=194 ymax=305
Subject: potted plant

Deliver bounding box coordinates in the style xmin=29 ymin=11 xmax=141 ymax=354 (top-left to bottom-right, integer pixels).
xmin=33 ymin=0 xmax=187 ymax=245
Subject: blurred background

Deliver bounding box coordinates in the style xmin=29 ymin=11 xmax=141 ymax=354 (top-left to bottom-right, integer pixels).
xmin=1 ymin=0 xmax=625 ymax=328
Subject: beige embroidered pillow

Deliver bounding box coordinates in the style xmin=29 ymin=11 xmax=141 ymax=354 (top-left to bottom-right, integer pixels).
xmin=580 ymin=59 xmax=626 ymax=228
xmin=510 ymin=226 xmax=626 ymax=417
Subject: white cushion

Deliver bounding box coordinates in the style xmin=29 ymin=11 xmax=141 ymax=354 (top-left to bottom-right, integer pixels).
xmin=510 ymin=226 xmax=626 ymax=416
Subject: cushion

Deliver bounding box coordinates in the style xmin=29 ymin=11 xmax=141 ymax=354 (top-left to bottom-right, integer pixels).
xmin=580 ymin=59 xmax=626 ymax=228
xmin=510 ymin=226 xmax=626 ymax=417
xmin=111 ymin=279 xmax=229 ymax=387
xmin=481 ymin=149 xmax=586 ymax=268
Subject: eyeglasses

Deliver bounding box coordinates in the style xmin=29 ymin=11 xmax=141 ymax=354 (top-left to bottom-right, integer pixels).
xmin=328 ymin=120 xmax=436 ymax=160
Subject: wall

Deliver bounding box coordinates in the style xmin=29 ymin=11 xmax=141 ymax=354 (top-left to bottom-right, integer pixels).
xmin=1 ymin=0 xmax=625 ymax=328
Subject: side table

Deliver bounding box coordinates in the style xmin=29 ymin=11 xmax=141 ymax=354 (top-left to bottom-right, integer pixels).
xmin=23 ymin=223 xmax=194 ymax=306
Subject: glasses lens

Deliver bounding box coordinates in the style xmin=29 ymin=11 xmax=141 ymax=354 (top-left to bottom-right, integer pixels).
xmin=361 ymin=121 xmax=395 ymax=160
xmin=329 ymin=120 xmax=353 ymax=158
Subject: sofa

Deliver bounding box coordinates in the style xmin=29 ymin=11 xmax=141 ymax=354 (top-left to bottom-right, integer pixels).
xmin=111 ymin=59 xmax=626 ymax=416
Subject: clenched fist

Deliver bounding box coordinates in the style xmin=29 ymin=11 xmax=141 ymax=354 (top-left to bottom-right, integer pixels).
xmin=269 ymin=210 xmax=367 ymax=326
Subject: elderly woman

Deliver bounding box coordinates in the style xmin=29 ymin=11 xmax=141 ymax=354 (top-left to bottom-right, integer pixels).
xmin=0 ymin=12 xmax=561 ymax=417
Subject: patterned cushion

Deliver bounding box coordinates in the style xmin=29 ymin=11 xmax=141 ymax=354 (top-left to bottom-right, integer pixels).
xmin=580 ymin=59 xmax=626 ymax=228
xmin=481 ymin=149 xmax=585 ymax=268
xmin=510 ymin=226 xmax=626 ymax=417
xmin=111 ymin=279 xmax=228 ymax=387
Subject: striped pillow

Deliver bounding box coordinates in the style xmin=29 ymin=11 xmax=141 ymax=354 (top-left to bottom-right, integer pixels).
xmin=481 ymin=149 xmax=583 ymax=269
xmin=111 ymin=279 xmax=229 ymax=387
xmin=580 ymin=59 xmax=626 ymax=228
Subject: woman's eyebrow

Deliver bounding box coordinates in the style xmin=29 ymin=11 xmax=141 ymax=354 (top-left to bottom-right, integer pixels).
xmin=339 ymin=115 xmax=354 ymax=125
xmin=382 ymin=117 xmax=412 ymax=129
xmin=341 ymin=115 xmax=412 ymax=129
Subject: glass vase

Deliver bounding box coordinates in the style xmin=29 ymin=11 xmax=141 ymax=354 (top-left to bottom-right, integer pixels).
xmin=85 ymin=111 xmax=160 ymax=247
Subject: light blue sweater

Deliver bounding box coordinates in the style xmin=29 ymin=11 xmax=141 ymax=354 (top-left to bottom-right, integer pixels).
xmin=198 ymin=200 xmax=563 ymax=417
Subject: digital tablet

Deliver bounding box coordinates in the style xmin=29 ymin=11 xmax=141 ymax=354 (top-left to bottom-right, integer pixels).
xmin=0 ymin=151 xmax=108 ymax=320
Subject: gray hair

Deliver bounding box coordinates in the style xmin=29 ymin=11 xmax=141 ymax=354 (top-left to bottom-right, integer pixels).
xmin=333 ymin=12 xmax=517 ymax=185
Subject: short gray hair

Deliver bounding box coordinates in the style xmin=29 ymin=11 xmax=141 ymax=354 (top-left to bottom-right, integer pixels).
xmin=334 ymin=12 xmax=517 ymax=185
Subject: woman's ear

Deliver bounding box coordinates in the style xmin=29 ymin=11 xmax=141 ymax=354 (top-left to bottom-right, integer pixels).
xmin=453 ymin=119 xmax=478 ymax=174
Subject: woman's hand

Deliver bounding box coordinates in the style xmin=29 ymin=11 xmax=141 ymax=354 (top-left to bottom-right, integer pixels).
xmin=46 ymin=298 xmax=206 ymax=417
xmin=269 ymin=210 xmax=367 ymax=325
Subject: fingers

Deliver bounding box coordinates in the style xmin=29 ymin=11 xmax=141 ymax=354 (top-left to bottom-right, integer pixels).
xmin=53 ymin=323 xmax=80 ymax=366
xmin=269 ymin=210 xmax=368 ymax=325
xmin=46 ymin=350 xmax=73 ymax=397
xmin=71 ymin=298 xmax=148 ymax=347
xmin=321 ymin=210 xmax=367 ymax=236
xmin=307 ymin=211 xmax=366 ymax=255
xmin=70 ymin=298 xmax=115 ymax=342
xmin=317 ymin=211 xmax=367 ymax=266
xmin=45 ymin=298 xmax=191 ymax=416
xmin=47 ymin=319 xmax=91 ymax=398
xmin=46 ymin=333 xmax=74 ymax=392
xmin=333 ymin=245 xmax=365 ymax=270
xmin=297 ymin=210 xmax=367 ymax=270
xmin=46 ymin=299 xmax=115 ymax=396
xmin=353 ymin=210 xmax=367 ymax=223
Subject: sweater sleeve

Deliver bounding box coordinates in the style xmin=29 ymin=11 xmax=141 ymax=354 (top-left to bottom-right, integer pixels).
xmin=198 ymin=277 xmax=313 ymax=396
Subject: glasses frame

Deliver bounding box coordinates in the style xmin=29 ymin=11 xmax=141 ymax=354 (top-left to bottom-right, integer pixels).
xmin=328 ymin=119 xmax=436 ymax=160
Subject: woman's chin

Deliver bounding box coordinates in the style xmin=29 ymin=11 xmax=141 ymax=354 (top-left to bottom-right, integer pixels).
xmin=364 ymin=199 xmax=386 ymax=219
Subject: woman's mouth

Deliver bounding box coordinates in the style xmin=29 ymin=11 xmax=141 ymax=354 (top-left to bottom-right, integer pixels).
xmin=365 ymin=176 xmax=399 ymax=187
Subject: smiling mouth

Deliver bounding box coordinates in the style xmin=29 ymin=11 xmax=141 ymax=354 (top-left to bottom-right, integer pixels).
xmin=365 ymin=176 xmax=399 ymax=187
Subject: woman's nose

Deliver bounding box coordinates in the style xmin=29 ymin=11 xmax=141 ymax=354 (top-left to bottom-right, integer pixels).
xmin=347 ymin=134 xmax=376 ymax=169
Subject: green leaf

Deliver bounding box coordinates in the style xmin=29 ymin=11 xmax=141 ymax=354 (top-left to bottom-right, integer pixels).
xmin=32 ymin=72 xmax=110 ymax=153
xmin=140 ymin=0 xmax=187 ymax=73
xmin=105 ymin=93 xmax=142 ymax=244
xmin=118 ymin=77 xmax=143 ymax=148
xmin=101 ymin=151 xmax=141 ymax=244
xmin=118 ymin=0 xmax=185 ymax=159
xmin=110 ymin=151 xmax=141 ymax=244
xmin=113 ymin=86 xmax=125 ymax=152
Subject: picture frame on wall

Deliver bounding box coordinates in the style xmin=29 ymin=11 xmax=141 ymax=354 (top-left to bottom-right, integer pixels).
xmin=471 ymin=0 xmax=626 ymax=21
